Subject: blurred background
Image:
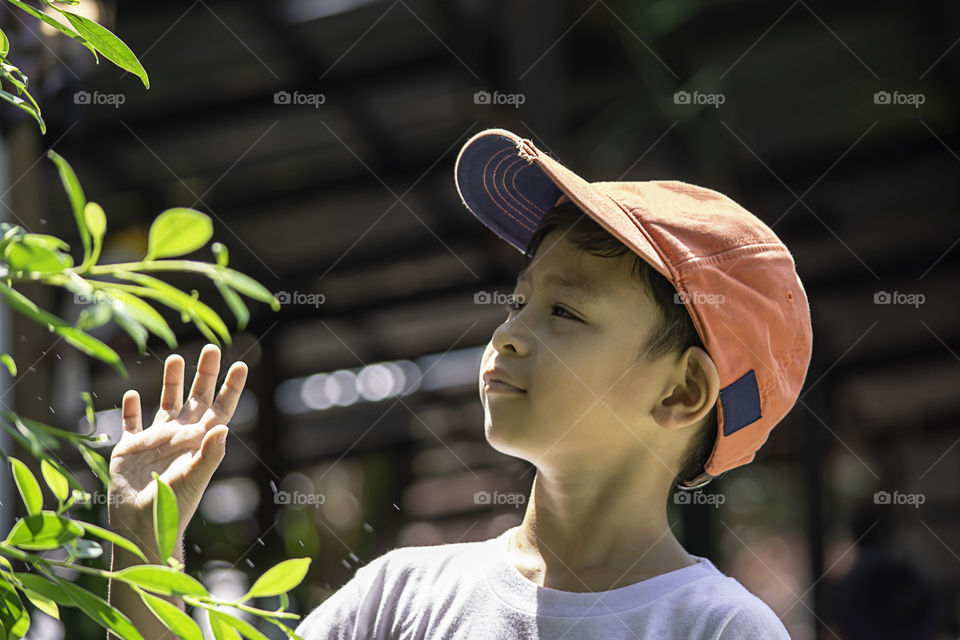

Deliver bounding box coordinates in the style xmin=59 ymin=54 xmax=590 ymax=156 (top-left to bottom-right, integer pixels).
xmin=1 ymin=0 xmax=959 ymax=638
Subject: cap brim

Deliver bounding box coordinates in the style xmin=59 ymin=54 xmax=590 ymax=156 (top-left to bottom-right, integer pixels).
xmin=455 ymin=129 xmax=670 ymax=277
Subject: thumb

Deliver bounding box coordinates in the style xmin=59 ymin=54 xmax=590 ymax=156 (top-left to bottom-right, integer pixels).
xmin=191 ymin=425 xmax=229 ymax=478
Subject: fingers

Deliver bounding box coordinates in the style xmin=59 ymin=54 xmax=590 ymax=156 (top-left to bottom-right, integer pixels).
xmin=157 ymin=354 xmax=185 ymax=420
xmin=205 ymin=361 xmax=248 ymax=428
xmin=185 ymin=344 xmax=221 ymax=418
xmin=122 ymin=390 xmax=143 ymax=435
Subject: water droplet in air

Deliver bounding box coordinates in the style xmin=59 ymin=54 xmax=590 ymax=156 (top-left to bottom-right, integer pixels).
xmin=246 ymin=559 xmax=254 ymax=568
xmin=257 ymin=538 xmax=264 ymax=546
xmin=341 ymin=559 xmax=351 ymax=569
xmin=348 ymin=552 xmax=358 ymax=562
xmin=362 ymin=522 xmax=373 ymax=533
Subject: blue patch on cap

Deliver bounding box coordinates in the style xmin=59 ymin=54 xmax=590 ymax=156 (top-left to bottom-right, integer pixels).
xmin=719 ymin=369 xmax=761 ymax=436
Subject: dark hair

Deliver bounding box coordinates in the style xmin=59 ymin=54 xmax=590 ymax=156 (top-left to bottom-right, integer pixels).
xmin=524 ymin=201 xmax=717 ymax=486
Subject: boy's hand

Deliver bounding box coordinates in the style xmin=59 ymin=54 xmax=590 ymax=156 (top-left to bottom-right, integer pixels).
xmin=107 ymin=344 xmax=248 ymax=552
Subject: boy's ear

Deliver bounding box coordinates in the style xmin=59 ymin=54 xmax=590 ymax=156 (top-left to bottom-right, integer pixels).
xmin=651 ymin=346 xmax=720 ymax=432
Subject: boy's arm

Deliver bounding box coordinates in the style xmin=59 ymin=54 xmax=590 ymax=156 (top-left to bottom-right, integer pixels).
xmin=106 ymin=531 xmax=184 ymax=640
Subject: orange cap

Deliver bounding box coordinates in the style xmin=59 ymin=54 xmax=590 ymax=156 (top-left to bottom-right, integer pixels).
xmin=455 ymin=128 xmax=813 ymax=476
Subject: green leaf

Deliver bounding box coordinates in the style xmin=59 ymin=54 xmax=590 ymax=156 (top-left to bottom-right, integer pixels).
xmin=20 ymin=583 xmax=59 ymax=620
xmin=0 ymin=353 xmax=16 ymax=376
xmin=77 ymin=444 xmax=110 ymax=485
xmin=209 ymin=610 xmax=243 ymax=640
xmin=140 ymin=591 xmax=203 ymax=640
xmin=221 ymin=613 xmax=271 ymax=640
xmin=242 ymin=558 xmax=311 ymax=600
xmin=215 ymin=281 xmax=249 ymax=330
xmin=5 ymin=513 xmax=84 ymax=550
xmin=75 ymin=302 xmax=113 ymax=331
xmin=9 ymin=457 xmax=43 ymax=516
xmin=0 ymin=281 xmax=125 ymax=377
xmin=13 ymin=573 xmax=73 ymax=606
xmin=3 ymin=240 xmax=73 ymax=272
xmin=83 ymin=201 xmax=106 ymax=265
xmin=40 ymin=459 xmax=69 ymax=503
xmin=113 ymin=272 xmax=230 ymax=347
xmin=146 ymin=209 xmax=213 ymax=260
xmin=59 ymin=579 xmax=144 ymax=640
xmin=0 ymin=87 xmax=45 ymax=134
xmin=211 ymin=241 xmax=229 ymax=267
xmin=80 ymin=522 xmax=147 ymax=563
xmin=152 ymin=472 xmax=178 ymax=561
xmin=219 ymin=268 xmax=281 ymax=311
xmin=114 ymin=566 xmax=208 ymax=598
xmin=0 ymin=27 xmax=9 ymax=58
xmin=45 ymin=150 xmax=89 ymax=260
xmin=0 ymin=575 xmax=30 ymax=638
xmin=4 ymin=0 xmax=98 ymax=59
xmin=80 ymin=391 xmax=97 ymax=434
xmin=111 ymin=303 xmax=149 ymax=355
xmin=57 ymin=10 xmax=149 ymax=88
xmin=70 ymin=538 xmax=103 ymax=560
xmin=107 ymin=289 xmax=177 ymax=349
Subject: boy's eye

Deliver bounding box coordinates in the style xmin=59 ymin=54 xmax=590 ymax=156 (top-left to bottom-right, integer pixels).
xmin=503 ymin=300 xmax=579 ymax=321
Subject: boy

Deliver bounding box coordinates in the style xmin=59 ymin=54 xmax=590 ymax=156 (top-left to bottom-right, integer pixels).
xmin=108 ymin=128 xmax=812 ymax=638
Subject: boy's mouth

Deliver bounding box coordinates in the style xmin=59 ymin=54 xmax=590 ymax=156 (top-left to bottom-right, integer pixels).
xmin=482 ymin=370 xmax=527 ymax=393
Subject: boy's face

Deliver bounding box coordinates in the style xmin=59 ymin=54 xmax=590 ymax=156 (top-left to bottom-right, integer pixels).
xmin=479 ymin=230 xmax=689 ymax=473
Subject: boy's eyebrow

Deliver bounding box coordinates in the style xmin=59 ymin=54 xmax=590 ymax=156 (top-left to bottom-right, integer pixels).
xmin=515 ymin=265 xmax=599 ymax=297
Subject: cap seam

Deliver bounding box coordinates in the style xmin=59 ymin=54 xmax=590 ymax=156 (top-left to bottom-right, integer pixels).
xmin=672 ymin=242 xmax=791 ymax=275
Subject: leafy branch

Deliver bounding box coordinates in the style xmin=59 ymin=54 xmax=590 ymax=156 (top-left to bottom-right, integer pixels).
xmin=1 ymin=0 xmax=149 ymax=133
xmin=0 ymin=466 xmax=308 ymax=640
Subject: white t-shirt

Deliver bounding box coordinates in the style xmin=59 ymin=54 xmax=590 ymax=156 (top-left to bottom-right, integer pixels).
xmin=295 ymin=526 xmax=790 ymax=639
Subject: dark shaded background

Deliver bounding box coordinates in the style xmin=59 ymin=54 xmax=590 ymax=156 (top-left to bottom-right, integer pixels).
xmin=2 ymin=1 xmax=959 ymax=638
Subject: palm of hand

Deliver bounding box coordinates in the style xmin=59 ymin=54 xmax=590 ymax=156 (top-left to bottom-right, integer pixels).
xmin=107 ymin=344 xmax=248 ymax=541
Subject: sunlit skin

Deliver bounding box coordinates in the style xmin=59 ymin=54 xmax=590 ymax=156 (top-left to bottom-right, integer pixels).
xmin=479 ymin=230 xmax=721 ymax=592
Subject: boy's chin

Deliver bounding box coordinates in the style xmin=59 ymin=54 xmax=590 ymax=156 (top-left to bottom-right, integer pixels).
xmin=483 ymin=424 xmax=538 ymax=463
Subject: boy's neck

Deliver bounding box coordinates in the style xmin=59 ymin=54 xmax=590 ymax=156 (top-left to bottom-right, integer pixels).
xmin=510 ymin=468 xmax=696 ymax=592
